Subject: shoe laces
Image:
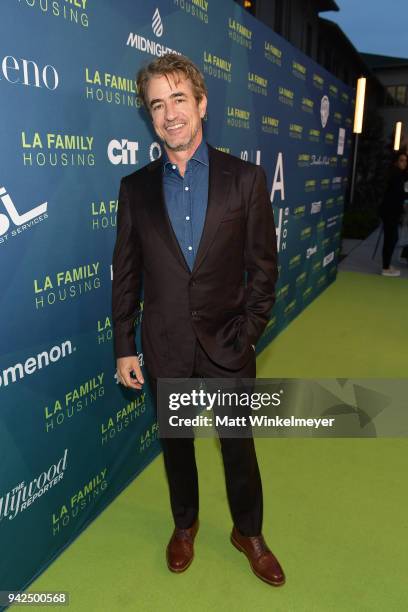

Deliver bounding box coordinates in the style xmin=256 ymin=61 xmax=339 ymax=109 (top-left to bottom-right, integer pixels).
xmin=249 ymin=535 xmax=270 ymax=558
xmin=175 ymin=528 xmax=194 ymax=542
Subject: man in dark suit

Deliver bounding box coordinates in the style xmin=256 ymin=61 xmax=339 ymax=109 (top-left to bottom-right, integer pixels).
xmin=112 ymin=53 xmax=285 ymax=586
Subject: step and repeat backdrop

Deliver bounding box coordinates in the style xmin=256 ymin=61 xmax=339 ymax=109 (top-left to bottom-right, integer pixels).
xmin=0 ymin=0 xmax=353 ymax=597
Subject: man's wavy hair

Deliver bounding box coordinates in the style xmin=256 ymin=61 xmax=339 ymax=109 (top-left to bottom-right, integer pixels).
xmin=136 ymin=53 xmax=208 ymax=111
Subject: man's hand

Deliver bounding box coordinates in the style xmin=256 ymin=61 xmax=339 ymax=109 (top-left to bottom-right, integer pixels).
xmin=116 ymin=356 xmax=144 ymax=390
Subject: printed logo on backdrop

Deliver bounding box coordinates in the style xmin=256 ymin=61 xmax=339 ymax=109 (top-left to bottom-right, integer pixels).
xmin=275 ymin=283 xmax=289 ymax=303
xmin=21 ymin=131 xmax=95 ymax=167
xmin=150 ymin=141 xmax=162 ymax=161
xmin=313 ymin=73 xmax=324 ymax=90
xmin=33 ymin=264 xmax=101 ymax=309
xmin=301 ymin=97 xmax=314 ymax=113
xmin=275 ymin=207 xmax=289 ymax=253
xmin=341 ymin=92 xmax=349 ymax=104
xmin=292 ymin=61 xmax=306 ymax=80
xmin=127 ymin=8 xmax=181 ymax=56
xmin=97 ymin=316 xmax=113 ymax=344
xmin=16 ymin=0 xmax=89 ymax=28
xmin=284 ymin=299 xmax=297 ymax=317
xmin=317 ymin=219 xmax=325 ymax=234
xmin=320 ymin=96 xmax=330 ymax=128
xmin=331 ymin=176 xmax=342 ymax=190
xmin=308 ymin=128 xmax=320 ymax=142
xmin=228 ymin=17 xmax=252 ymax=49
xmin=174 ymin=0 xmax=209 ymax=24
xmin=289 ymin=124 xmax=303 ymax=140
xmin=226 ymin=106 xmax=250 ymax=129
xmin=44 ymin=372 xmax=105 ymax=433
xmin=101 ymin=390 xmax=146 ymax=446
xmin=321 ymin=178 xmax=331 ymax=191
xmin=306 ymin=245 xmax=318 ymax=259
xmin=0 ymin=340 xmax=75 ymax=388
xmin=140 ymin=422 xmax=159 ymax=454
xmin=323 ymin=252 xmax=335 ymax=267
xmin=278 ymin=86 xmax=294 ymax=107
xmin=152 ymin=8 xmax=163 ymax=36
xmin=293 ymin=205 xmax=306 ymax=218
xmin=52 ymin=467 xmax=108 ymax=535
xmin=264 ymin=40 xmax=282 ymax=65
xmin=203 ymin=52 xmax=232 ymax=82
xmin=261 ymin=115 xmax=279 ymax=135
xmin=303 ymin=286 xmax=313 ymax=301
xmin=85 ymin=68 xmax=140 ymax=109
xmin=310 ymin=201 xmax=322 ymax=214
xmin=91 ymin=198 xmax=117 ymax=231
xmin=248 ymin=72 xmax=267 ymax=96
xmin=329 ymin=84 xmax=338 ymax=99
xmin=0 ymin=55 xmax=59 ymax=90
xmin=300 ymin=226 xmax=312 ymax=240
xmin=289 ymin=253 xmax=302 ymax=269
xmin=305 ymin=179 xmax=316 ymax=192
xmin=337 ymin=128 xmax=346 ymax=155
xmin=0 ymin=186 xmax=48 ymax=246
xmin=297 ymin=153 xmax=310 ymax=167
xmin=107 ymin=139 xmax=138 ymax=165
xmin=0 ymin=449 xmax=69 ymax=522
xmin=270 ymin=152 xmax=285 ymax=203
xmin=326 ymin=214 xmax=341 ymax=229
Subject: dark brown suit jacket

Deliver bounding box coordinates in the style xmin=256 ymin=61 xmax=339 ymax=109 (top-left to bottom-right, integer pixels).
xmin=112 ymin=144 xmax=278 ymax=378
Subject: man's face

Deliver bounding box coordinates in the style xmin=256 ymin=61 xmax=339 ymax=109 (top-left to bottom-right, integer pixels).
xmin=146 ymin=72 xmax=207 ymax=152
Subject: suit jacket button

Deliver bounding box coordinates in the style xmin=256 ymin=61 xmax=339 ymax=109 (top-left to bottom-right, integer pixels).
xmin=191 ymin=310 xmax=197 ymax=316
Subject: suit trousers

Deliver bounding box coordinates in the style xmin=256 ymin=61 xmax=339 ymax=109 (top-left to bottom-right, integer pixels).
xmin=147 ymin=339 xmax=263 ymax=537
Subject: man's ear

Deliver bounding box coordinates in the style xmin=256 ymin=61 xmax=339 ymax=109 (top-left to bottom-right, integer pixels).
xmin=199 ymin=95 xmax=208 ymax=119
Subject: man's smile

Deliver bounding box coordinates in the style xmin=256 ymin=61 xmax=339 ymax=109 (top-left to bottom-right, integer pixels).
xmin=166 ymin=123 xmax=186 ymax=132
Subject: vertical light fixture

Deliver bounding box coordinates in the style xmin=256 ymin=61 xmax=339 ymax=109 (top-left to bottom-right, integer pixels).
xmin=350 ymin=77 xmax=367 ymax=205
xmin=393 ymin=121 xmax=402 ymax=150
xmin=353 ymin=77 xmax=366 ymax=133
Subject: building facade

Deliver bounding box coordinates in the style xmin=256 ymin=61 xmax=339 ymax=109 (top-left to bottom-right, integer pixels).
xmin=361 ymin=53 xmax=408 ymax=148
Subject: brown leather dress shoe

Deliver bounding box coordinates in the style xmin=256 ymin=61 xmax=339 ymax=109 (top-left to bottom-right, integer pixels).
xmin=231 ymin=526 xmax=285 ymax=586
xmin=166 ymin=519 xmax=199 ymax=573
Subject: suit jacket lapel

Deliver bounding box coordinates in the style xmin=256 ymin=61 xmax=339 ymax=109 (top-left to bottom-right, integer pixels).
xmin=145 ymin=159 xmax=190 ymax=273
xmin=192 ymin=145 xmax=232 ymax=274
xmin=144 ymin=145 xmax=233 ymax=276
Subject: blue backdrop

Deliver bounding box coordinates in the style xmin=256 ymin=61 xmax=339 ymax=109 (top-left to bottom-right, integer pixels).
xmin=0 ymin=0 xmax=353 ymax=598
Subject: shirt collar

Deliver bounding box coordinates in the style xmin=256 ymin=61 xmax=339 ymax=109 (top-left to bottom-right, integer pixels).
xmin=162 ymin=139 xmax=209 ymax=174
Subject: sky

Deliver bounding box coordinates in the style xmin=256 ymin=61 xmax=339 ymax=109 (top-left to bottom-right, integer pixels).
xmin=325 ymin=0 xmax=408 ymax=59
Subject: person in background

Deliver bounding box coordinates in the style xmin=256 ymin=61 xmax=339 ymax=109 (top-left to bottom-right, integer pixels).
xmin=398 ymin=200 xmax=408 ymax=263
xmin=379 ymin=151 xmax=408 ymax=276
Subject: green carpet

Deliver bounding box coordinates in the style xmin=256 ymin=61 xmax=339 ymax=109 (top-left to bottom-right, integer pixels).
xmin=29 ymin=272 xmax=408 ymax=611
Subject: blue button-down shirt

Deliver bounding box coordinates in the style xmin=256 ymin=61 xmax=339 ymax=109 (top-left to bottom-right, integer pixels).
xmin=162 ymin=140 xmax=209 ymax=271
